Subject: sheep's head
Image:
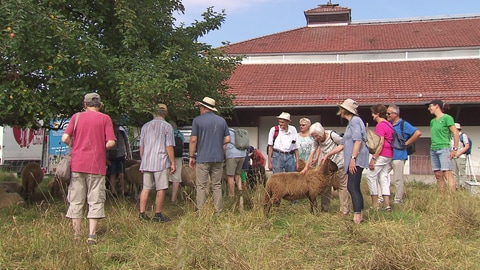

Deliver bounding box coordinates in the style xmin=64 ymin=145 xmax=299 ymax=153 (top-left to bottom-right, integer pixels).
xmin=319 ymin=159 xmax=338 ymax=175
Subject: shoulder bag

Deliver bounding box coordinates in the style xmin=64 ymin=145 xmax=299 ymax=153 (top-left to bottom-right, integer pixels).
xmin=55 ymin=113 xmax=80 ymax=181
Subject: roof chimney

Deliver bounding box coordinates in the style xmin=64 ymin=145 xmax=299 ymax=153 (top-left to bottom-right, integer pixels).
xmin=304 ymin=3 xmax=351 ymax=27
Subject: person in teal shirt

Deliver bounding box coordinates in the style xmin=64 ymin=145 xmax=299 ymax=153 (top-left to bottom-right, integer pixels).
xmin=426 ymin=99 xmax=460 ymax=195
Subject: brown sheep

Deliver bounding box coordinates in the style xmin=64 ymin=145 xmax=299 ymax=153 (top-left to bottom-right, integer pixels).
xmin=0 ymin=185 xmax=25 ymax=208
xmin=296 ymin=159 xmax=306 ymax=172
xmin=47 ymin=176 xmax=70 ymax=201
xmin=0 ymin=181 xmax=23 ymax=194
xmin=180 ymin=164 xmax=196 ymax=200
xmin=264 ymin=159 xmax=338 ymax=217
xmin=124 ymin=163 xmax=143 ymax=199
xmin=20 ymin=162 xmax=44 ymax=201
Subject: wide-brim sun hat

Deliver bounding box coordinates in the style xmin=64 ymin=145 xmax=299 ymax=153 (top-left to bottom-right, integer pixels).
xmin=338 ymin=98 xmax=359 ymax=115
xmin=198 ymin=97 xmax=218 ymax=112
xmin=276 ymin=112 xmax=291 ymax=121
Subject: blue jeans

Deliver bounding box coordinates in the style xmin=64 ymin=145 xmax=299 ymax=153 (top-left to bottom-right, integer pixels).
xmin=347 ymin=167 xmax=364 ymax=213
xmin=430 ymin=148 xmax=452 ymax=171
xmin=272 ymin=152 xmax=296 ymax=173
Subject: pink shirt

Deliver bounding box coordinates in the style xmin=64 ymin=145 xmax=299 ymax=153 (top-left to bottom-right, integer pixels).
xmin=65 ymin=111 xmax=116 ymax=175
xmin=375 ymin=120 xmax=394 ymax=158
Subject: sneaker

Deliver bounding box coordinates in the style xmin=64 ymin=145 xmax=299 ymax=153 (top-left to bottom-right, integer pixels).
xmin=393 ymin=199 xmax=402 ymax=204
xmin=139 ymin=213 xmax=151 ymax=221
xmin=384 ymin=206 xmax=392 ymax=212
xmin=378 ymin=197 xmax=384 ymax=204
xmin=152 ymin=213 xmax=171 ymax=223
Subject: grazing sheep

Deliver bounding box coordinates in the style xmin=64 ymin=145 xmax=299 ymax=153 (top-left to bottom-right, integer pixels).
xmin=181 ymin=164 xmax=196 ymax=188
xmin=47 ymin=176 xmax=69 ymax=201
xmin=20 ymin=162 xmax=44 ymax=201
xmin=125 ymin=159 xmax=141 ymax=168
xmin=0 ymin=181 xmax=22 ymax=194
xmin=180 ymin=164 xmax=196 ymax=200
xmin=264 ymin=159 xmax=338 ymax=217
xmin=124 ymin=163 xmax=143 ymax=199
xmin=0 ymin=185 xmax=25 ymax=208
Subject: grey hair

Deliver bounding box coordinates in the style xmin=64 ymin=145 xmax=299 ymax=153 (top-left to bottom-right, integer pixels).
xmin=85 ymin=99 xmax=103 ymax=108
xmin=388 ymin=104 xmax=400 ymax=115
xmin=309 ymin=122 xmax=325 ymax=136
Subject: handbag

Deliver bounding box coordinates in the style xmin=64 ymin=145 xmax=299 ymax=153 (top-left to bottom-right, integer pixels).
xmin=55 ymin=113 xmax=79 ymax=181
xmin=364 ymin=123 xmax=381 ymax=154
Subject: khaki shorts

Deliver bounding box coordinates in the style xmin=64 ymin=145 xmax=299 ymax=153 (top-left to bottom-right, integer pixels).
xmin=66 ymin=172 xmax=106 ymax=219
xmin=225 ymin=157 xmax=245 ymax=176
xmin=143 ymin=169 xmax=169 ymax=190
xmin=169 ymin=157 xmax=183 ymax=183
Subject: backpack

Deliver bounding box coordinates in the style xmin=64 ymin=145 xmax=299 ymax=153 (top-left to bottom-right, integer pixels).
xmin=267 ymin=125 xmax=280 ymax=154
xmin=459 ymin=133 xmax=472 ymax=155
xmin=174 ymin=130 xmax=184 ymax=157
xmin=233 ymin=128 xmax=250 ymax=150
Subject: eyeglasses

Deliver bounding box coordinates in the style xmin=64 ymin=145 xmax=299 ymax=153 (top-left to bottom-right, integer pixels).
xmin=300 ymin=124 xmax=307 ymax=126
xmin=386 ymin=112 xmax=396 ymax=116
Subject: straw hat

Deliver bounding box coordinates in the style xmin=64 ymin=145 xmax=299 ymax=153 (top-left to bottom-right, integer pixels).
xmin=198 ymin=97 xmax=218 ymax=112
xmin=276 ymin=112 xmax=291 ymax=121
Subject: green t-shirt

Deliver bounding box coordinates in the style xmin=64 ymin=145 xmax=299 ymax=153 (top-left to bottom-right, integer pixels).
xmin=430 ymin=114 xmax=455 ymax=150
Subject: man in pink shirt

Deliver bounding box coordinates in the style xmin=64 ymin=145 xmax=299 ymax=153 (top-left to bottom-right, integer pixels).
xmin=62 ymin=93 xmax=116 ymax=245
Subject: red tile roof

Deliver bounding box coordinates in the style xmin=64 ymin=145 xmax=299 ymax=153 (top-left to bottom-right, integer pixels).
xmin=224 ymin=17 xmax=480 ymax=54
xmin=223 ymin=15 xmax=480 ymax=107
xmin=227 ymin=59 xmax=480 ymax=107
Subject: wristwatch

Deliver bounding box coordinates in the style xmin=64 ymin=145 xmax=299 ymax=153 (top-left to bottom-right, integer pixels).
xmin=452 ymin=147 xmax=458 ymax=151
xmin=351 ymin=156 xmax=357 ymax=160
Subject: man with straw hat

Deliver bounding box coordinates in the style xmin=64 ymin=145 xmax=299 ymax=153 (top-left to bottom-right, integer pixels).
xmin=189 ymin=97 xmax=230 ymax=213
xmin=267 ymin=112 xmax=299 ymax=173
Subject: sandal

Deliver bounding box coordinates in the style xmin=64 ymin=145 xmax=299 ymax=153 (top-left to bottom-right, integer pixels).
xmin=87 ymin=234 xmax=97 ymax=245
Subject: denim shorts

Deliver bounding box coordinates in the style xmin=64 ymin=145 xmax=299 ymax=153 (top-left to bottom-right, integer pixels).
xmin=430 ymin=148 xmax=453 ymax=171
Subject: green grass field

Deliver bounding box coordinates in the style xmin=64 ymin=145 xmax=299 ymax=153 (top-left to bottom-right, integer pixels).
xmin=1 ymin=173 xmax=480 ymax=269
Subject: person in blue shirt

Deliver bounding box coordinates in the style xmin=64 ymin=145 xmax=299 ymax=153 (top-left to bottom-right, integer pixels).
xmin=387 ymin=105 xmax=422 ymax=204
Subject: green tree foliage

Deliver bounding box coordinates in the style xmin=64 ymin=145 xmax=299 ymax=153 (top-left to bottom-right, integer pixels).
xmin=0 ymin=0 xmax=240 ymax=128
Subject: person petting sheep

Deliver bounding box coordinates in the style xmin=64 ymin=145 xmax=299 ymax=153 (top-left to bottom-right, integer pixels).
xmin=321 ymin=99 xmax=369 ymax=224
xmin=267 ymin=112 xmax=300 ymax=173
xmin=301 ymin=122 xmax=351 ymax=215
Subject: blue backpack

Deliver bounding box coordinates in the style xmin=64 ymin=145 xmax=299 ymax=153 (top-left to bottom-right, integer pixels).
xmin=460 ymin=133 xmax=472 ymax=155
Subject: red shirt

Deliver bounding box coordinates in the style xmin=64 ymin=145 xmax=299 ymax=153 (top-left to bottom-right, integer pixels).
xmin=64 ymin=111 xmax=116 ymax=175
xmin=251 ymin=149 xmax=265 ymax=167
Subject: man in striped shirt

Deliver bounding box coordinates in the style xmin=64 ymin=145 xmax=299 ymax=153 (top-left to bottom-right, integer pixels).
xmin=138 ymin=104 xmax=176 ymax=222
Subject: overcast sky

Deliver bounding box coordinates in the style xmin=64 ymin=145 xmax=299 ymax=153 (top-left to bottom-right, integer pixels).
xmin=177 ymin=0 xmax=480 ymax=47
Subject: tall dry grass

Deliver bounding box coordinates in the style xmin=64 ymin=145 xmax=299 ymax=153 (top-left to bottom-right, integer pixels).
xmin=1 ymin=174 xmax=480 ymax=269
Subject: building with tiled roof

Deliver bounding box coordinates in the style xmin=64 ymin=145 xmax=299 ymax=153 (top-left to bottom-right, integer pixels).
xmin=222 ymin=3 xmax=480 ymax=175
